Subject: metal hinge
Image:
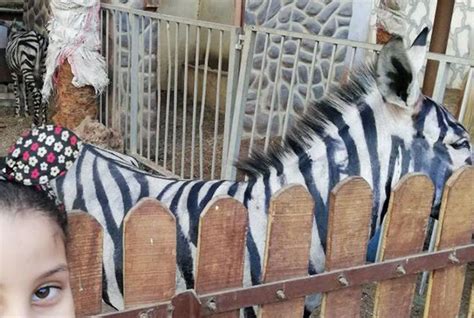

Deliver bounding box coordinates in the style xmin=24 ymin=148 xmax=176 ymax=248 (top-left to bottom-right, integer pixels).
xmin=235 ymin=34 xmax=245 ymax=50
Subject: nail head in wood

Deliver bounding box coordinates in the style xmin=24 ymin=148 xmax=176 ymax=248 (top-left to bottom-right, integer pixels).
xmin=338 ymin=274 xmax=349 ymax=287
xmin=276 ymin=289 xmax=286 ymax=300
xmin=396 ymin=264 xmax=406 ymax=275
xmin=448 ymin=252 xmax=460 ymax=264
xmin=206 ymin=298 xmax=217 ymax=312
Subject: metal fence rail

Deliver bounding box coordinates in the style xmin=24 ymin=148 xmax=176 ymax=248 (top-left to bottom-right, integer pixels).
xmin=99 ymin=4 xmax=241 ymax=180
xmin=225 ymin=25 xmax=474 ymax=179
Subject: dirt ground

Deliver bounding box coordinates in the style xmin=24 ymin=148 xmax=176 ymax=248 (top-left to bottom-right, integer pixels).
xmin=0 ymin=107 xmax=33 ymax=156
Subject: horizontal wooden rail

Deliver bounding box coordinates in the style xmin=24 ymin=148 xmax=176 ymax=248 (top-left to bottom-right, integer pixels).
xmin=97 ymin=244 xmax=474 ymax=317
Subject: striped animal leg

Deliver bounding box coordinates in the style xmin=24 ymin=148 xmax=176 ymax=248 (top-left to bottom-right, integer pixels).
xmin=11 ymin=72 xmax=22 ymax=117
xmin=21 ymin=79 xmax=29 ymax=116
xmin=23 ymin=72 xmax=42 ymax=126
xmin=40 ymin=100 xmax=47 ymax=125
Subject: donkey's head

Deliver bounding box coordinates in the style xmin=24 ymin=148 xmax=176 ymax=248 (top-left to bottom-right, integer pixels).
xmin=375 ymin=28 xmax=472 ymax=217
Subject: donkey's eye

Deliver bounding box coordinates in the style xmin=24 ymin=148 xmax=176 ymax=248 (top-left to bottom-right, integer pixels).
xmin=451 ymin=138 xmax=470 ymax=150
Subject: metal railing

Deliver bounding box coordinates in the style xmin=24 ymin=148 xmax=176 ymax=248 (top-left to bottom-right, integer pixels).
xmin=99 ymin=4 xmax=241 ymax=180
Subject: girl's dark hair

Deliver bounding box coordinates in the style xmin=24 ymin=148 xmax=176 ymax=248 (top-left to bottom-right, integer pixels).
xmin=0 ymin=181 xmax=67 ymax=237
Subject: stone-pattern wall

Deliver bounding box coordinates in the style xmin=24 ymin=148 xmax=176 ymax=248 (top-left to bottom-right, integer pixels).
xmin=445 ymin=1 xmax=473 ymax=88
xmin=243 ymin=0 xmax=353 ymax=137
xmin=23 ymin=0 xmax=50 ymax=35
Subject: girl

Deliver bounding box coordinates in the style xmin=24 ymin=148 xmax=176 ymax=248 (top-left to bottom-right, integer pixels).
xmin=0 ymin=180 xmax=75 ymax=317
xmin=0 ymin=124 xmax=80 ymax=317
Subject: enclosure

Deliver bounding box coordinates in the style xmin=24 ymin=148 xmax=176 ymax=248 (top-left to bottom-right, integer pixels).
xmin=66 ymin=166 xmax=473 ymax=317
xmin=97 ymin=3 xmax=474 ymax=181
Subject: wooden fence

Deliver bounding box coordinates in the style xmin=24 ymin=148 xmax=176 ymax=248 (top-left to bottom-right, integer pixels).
xmin=67 ymin=166 xmax=474 ymax=317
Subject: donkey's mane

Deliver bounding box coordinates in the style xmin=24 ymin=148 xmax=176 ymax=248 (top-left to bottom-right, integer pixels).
xmin=236 ymin=64 xmax=378 ymax=178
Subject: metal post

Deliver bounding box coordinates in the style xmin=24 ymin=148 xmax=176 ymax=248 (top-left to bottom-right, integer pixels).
xmin=221 ymin=27 xmax=243 ymax=179
xmin=129 ymin=13 xmax=140 ymax=155
xmin=422 ymin=0 xmax=454 ymax=97
xmin=224 ymin=26 xmax=256 ymax=179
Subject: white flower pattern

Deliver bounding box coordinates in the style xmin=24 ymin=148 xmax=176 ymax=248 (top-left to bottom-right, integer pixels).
xmin=54 ymin=142 xmax=64 ymax=152
xmin=38 ymin=133 xmax=47 ymax=142
xmin=29 ymin=157 xmax=38 ymax=167
xmin=50 ymin=167 xmax=60 ymax=177
xmin=38 ymin=147 xmax=47 ymax=157
xmin=45 ymin=135 xmax=55 ymax=146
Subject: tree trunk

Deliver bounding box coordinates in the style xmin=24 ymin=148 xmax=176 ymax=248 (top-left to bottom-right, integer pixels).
xmin=52 ymin=61 xmax=97 ymax=129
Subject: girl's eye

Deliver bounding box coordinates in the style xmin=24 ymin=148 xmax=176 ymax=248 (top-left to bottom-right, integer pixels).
xmin=32 ymin=286 xmax=61 ymax=304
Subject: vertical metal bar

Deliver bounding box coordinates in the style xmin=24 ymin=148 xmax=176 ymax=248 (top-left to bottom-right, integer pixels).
xmin=139 ymin=16 xmax=145 ymax=157
xmin=172 ymin=22 xmax=180 ymax=175
xmin=210 ymin=30 xmax=223 ymax=179
xmin=304 ymin=41 xmax=319 ymax=112
xmin=99 ymin=9 xmax=104 ymax=123
xmin=224 ymin=26 xmax=256 ymax=179
xmin=249 ymin=33 xmax=269 ymax=155
xmin=418 ymin=219 xmax=439 ymax=295
xmin=457 ymin=67 xmax=473 ymax=122
xmin=432 ymin=61 xmax=449 ymax=104
xmin=105 ymin=10 xmax=110 ymax=128
xmin=191 ymin=27 xmax=201 ymax=178
xmin=125 ymin=14 xmax=132 ymax=152
xmin=147 ymin=17 xmax=153 ymax=160
xmin=221 ymin=27 xmax=242 ymax=179
xmin=111 ymin=10 xmax=118 ymax=131
xmin=129 ymin=13 xmax=140 ymax=155
xmin=348 ymin=46 xmax=356 ymax=72
xmin=119 ymin=12 xmax=126 ymax=146
xmin=155 ymin=20 xmax=162 ymax=165
xmin=264 ymin=35 xmax=285 ymax=153
xmin=181 ymin=24 xmax=190 ymax=178
xmin=164 ymin=21 xmax=172 ymax=170
xmin=281 ymin=38 xmax=301 ymax=140
xmin=199 ymin=29 xmax=212 ymax=179
xmin=325 ymin=44 xmax=337 ymax=92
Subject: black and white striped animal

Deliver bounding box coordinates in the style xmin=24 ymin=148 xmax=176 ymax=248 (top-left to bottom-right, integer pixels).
xmin=50 ymin=29 xmax=472 ymax=315
xmin=5 ymin=20 xmax=48 ymax=126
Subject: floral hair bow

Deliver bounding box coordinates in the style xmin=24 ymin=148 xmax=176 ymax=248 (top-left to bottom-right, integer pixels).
xmin=0 ymin=125 xmax=83 ymax=203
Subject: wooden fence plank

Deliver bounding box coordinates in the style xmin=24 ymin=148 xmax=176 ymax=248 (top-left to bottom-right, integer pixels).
xmin=259 ymin=184 xmax=314 ymax=318
xmin=123 ymin=198 xmax=177 ymax=309
xmin=424 ymin=166 xmax=474 ymax=318
xmin=321 ymin=177 xmax=372 ymax=318
xmin=373 ymin=174 xmax=434 ymax=317
xmin=172 ymin=290 xmax=201 ymax=318
xmin=67 ymin=211 xmax=103 ymax=316
xmin=195 ymin=196 xmax=248 ymax=318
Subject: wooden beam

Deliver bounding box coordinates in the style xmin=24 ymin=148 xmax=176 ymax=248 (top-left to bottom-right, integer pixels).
xmin=422 ymin=0 xmax=455 ymax=97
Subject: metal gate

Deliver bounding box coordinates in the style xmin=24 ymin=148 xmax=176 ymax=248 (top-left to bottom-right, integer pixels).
xmin=99 ymin=3 xmax=241 ymax=180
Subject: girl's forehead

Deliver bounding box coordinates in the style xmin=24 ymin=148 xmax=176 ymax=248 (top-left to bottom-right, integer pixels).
xmin=0 ymin=212 xmax=65 ymax=253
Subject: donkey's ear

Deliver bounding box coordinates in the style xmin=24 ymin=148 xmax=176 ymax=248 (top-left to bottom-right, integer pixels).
xmin=376 ymin=35 xmax=415 ymax=109
xmin=407 ymin=27 xmax=429 ymax=75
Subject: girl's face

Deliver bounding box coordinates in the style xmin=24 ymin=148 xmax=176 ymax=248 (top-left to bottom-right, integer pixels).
xmin=0 ymin=212 xmax=75 ymax=317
